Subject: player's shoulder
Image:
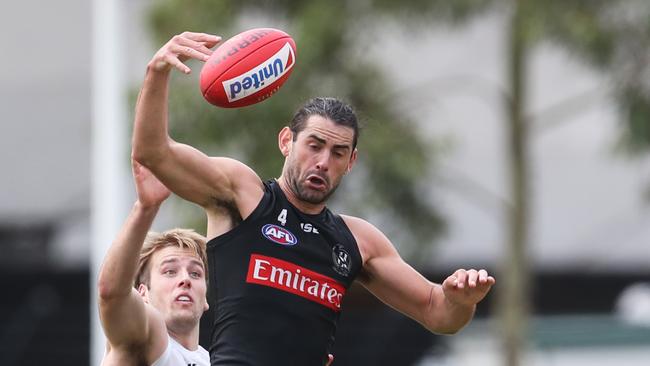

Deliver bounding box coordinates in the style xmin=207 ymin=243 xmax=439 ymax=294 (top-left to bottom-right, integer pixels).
xmin=208 ymin=157 xmax=264 ymax=192
xmin=340 ymin=214 xmax=384 ymax=239
xmin=208 ymin=157 xmax=258 ymax=178
xmin=340 ymin=215 xmax=395 ymax=262
xmin=207 ymin=157 xmax=265 ymax=217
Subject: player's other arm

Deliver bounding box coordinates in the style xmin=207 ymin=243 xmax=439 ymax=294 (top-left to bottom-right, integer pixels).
xmin=97 ymin=202 xmax=166 ymax=350
xmin=343 ymin=215 xmax=495 ymax=335
xmin=131 ymin=32 xmax=262 ymax=212
xmin=97 ymin=163 xmax=169 ymax=360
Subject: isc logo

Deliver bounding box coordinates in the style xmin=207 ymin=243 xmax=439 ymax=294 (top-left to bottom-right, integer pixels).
xmin=262 ymin=224 xmax=298 ymax=246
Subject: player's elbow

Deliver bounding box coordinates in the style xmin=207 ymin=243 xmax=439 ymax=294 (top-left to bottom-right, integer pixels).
xmin=97 ymin=276 xmax=129 ymax=302
xmin=131 ymin=145 xmax=166 ymax=169
xmin=131 ymin=150 xmax=147 ymax=169
xmin=97 ymin=281 xmax=114 ymax=302
xmin=97 ymin=278 xmax=116 ymax=301
xmin=131 ymin=145 xmax=153 ymax=166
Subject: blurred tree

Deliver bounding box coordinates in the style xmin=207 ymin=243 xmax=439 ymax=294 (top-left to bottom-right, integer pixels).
xmin=541 ymin=0 xmax=650 ymax=155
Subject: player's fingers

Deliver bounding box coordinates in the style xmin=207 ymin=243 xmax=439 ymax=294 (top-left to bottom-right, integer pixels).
xmin=169 ymin=42 xmax=210 ymax=62
xmin=199 ymin=36 xmax=222 ymax=49
xmin=176 ymin=32 xmax=221 ymax=51
xmin=477 ymin=275 xmax=496 ymax=292
xmin=477 ymin=269 xmax=489 ymax=284
xmin=180 ymin=31 xmax=222 ymax=45
xmin=443 ymin=274 xmax=458 ymax=290
xmin=175 ymin=37 xmax=216 ymax=57
xmin=203 ymin=39 xmax=222 ymax=49
xmin=162 ymin=53 xmax=191 ymax=74
xmin=455 ymin=269 xmax=467 ymax=289
xmin=467 ymin=269 xmax=479 ymax=288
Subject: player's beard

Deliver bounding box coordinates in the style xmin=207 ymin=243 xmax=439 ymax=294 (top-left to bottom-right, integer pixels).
xmin=285 ymin=161 xmax=341 ymax=205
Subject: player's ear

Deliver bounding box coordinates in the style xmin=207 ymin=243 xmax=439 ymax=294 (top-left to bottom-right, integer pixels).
xmin=278 ymin=127 xmax=293 ymax=157
xmin=137 ymin=284 xmax=150 ymax=303
xmin=346 ymin=148 xmax=358 ymax=174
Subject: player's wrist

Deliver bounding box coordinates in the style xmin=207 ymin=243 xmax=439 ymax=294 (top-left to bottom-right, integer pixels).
xmin=134 ymin=200 xmax=162 ymax=212
xmin=444 ymin=293 xmax=478 ymax=310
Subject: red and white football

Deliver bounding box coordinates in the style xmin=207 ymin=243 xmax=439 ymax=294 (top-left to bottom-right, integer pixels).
xmin=200 ymin=28 xmax=297 ymax=108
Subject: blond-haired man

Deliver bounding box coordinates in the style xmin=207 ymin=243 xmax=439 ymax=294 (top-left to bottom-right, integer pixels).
xmin=97 ymin=161 xmax=210 ymax=366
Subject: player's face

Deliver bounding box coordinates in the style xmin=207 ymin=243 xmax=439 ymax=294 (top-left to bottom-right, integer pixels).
xmin=143 ymin=247 xmax=208 ymax=332
xmin=285 ymin=115 xmax=357 ymax=204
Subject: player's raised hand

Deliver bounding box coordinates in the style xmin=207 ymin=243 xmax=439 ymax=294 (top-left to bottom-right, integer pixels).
xmin=132 ymin=159 xmax=171 ymax=207
xmin=442 ymin=269 xmax=495 ymax=307
xmin=148 ymin=31 xmax=221 ymax=74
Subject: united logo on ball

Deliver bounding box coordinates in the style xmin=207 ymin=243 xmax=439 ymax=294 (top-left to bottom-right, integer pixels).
xmin=200 ymin=28 xmax=297 ymax=108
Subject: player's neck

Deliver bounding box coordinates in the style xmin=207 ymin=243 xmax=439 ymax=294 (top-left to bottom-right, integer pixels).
xmin=277 ymin=177 xmax=325 ymax=215
xmin=167 ymin=326 xmax=200 ymax=351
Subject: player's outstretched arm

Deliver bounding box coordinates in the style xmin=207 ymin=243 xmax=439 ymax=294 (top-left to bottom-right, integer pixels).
xmin=343 ymin=215 xmax=495 ymax=335
xmin=132 ymin=32 xmax=245 ymax=205
xmin=132 ymin=32 xmax=220 ymax=205
xmin=132 ymin=32 xmax=263 ymax=218
xmin=97 ymin=162 xmax=170 ymax=355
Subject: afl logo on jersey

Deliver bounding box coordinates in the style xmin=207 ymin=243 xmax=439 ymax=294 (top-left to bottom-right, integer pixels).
xmin=332 ymin=244 xmax=351 ymax=277
xmin=262 ymin=224 xmax=298 ymax=246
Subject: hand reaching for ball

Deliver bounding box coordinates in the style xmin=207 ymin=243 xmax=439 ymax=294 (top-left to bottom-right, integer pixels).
xmin=148 ymin=32 xmax=222 ymax=74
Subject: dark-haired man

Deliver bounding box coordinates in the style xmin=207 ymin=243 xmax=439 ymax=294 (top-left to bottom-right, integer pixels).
xmin=132 ymin=31 xmax=495 ymax=366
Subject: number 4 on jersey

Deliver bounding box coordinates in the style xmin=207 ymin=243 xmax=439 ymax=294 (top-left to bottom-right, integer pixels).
xmin=277 ymin=209 xmax=288 ymax=226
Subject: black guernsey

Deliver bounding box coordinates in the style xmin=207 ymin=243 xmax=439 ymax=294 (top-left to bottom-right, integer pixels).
xmin=207 ymin=180 xmax=362 ymax=366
